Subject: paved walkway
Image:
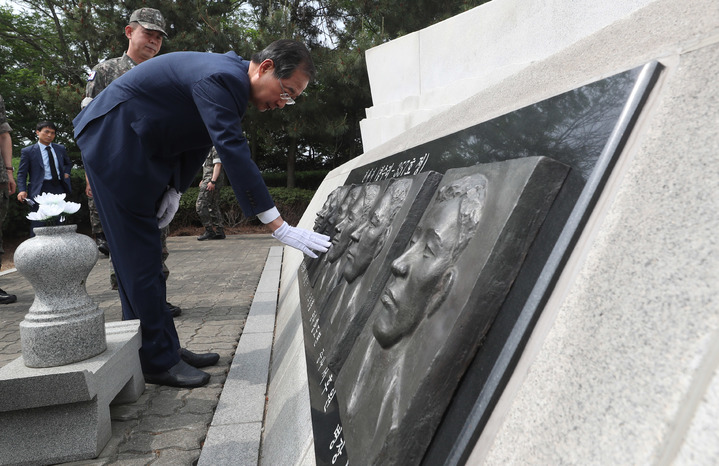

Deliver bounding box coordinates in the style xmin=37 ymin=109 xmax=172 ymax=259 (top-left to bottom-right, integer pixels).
xmin=0 ymin=233 xmax=280 ymax=465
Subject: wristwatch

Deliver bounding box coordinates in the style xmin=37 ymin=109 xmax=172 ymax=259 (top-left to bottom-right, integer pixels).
xmin=209 ymin=180 xmax=216 ymax=184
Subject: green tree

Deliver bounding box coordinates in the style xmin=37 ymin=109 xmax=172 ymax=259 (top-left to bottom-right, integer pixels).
xmin=1 ymin=0 xmax=490 ymax=184
xmin=238 ymin=1 xmax=378 ymax=185
xmin=238 ymin=0 xmax=490 ymax=184
xmin=0 ymin=0 xmax=249 ymax=160
xmin=0 ymin=4 xmax=83 ymax=152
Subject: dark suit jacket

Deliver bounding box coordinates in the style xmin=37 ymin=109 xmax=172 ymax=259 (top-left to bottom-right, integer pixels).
xmin=73 ymin=51 xmax=274 ymax=218
xmin=18 ymin=142 xmax=72 ymax=199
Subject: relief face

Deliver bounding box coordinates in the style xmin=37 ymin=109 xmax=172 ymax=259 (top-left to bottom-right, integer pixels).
xmin=372 ymin=175 xmax=486 ymax=349
xmin=313 ymin=185 xmax=352 ymax=236
xmin=306 ymin=184 xmax=365 ymax=287
xmin=327 ymin=184 xmax=380 ymax=263
xmin=343 ymin=178 xmax=412 ymax=284
xmin=335 ymin=158 xmax=568 ymax=465
xmin=317 ymin=173 xmax=444 ymax=378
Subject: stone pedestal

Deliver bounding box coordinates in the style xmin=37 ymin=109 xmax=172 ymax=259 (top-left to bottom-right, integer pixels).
xmin=0 ymin=320 xmax=145 ymax=466
xmin=14 ymin=224 xmax=106 ymax=367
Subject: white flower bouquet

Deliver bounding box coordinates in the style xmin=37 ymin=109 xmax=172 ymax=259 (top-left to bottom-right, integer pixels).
xmin=26 ymin=192 xmax=81 ymax=224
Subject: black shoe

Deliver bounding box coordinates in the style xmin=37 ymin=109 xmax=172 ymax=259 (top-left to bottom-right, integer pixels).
xmin=211 ymin=228 xmax=226 ymax=240
xmin=143 ymin=360 xmax=210 ymax=388
xmin=97 ymin=241 xmax=110 ymax=256
xmin=180 ymin=348 xmax=220 ymax=368
xmin=96 ymin=233 xmax=110 ymax=256
xmin=166 ymin=301 xmax=182 ymax=318
xmin=197 ymin=228 xmax=216 ymax=241
xmin=0 ymin=288 xmax=16 ymax=304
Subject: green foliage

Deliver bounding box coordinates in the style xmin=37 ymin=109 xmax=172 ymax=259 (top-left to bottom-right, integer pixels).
xmin=3 ymin=166 xmax=90 ymax=239
xmin=267 ymin=186 xmax=314 ymax=206
xmin=262 ymin=170 xmax=328 ymax=189
xmin=3 ymin=168 xmax=317 ymax=239
xmin=0 ymin=0 xmax=490 ymax=183
xmin=172 ymin=185 xmax=314 ymax=229
xmin=2 ymin=194 xmax=31 ymax=240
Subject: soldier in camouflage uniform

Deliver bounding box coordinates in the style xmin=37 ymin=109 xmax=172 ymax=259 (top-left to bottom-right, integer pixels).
xmin=196 ymin=148 xmax=226 ymax=240
xmin=0 ymin=95 xmax=17 ymax=304
xmin=82 ymin=8 xmax=180 ymax=317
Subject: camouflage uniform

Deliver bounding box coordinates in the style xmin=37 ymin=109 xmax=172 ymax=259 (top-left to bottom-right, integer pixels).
xmin=84 ymin=51 xmax=171 ymax=288
xmin=83 ymin=53 xmax=137 ymax=238
xmin=83 ymin=53 xmax=137 ymax=108
xmin=0 ymin=95 xmax=11 ymax=148
xmin=196 ymin=148 xmax=225 ymax=230
xmin=0 ymin=95 xmax=11 ymax=261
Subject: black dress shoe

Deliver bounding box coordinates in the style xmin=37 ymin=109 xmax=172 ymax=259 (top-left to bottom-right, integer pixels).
xmin=0 ymin=288 xmax=16 ymax=304
xmin=180 ymin=348 xmax=220 ymax=368
xmin=143 ymin=360 xmax=210 ymax=388
xmin=166 ymin=301 xmax=182 ymax=318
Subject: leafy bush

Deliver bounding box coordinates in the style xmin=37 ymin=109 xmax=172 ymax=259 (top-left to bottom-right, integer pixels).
xmin=2 ymin=167 xmax=318 ymax=240
xmin=174 ymin=186 xmax=314 ymax=229
xmin=262 ymin=170 xmax=329 ymax=189
xmin=3 ymin=167 xmax=90 ymax=239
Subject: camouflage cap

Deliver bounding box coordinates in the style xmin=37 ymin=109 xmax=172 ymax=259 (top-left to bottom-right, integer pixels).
xmin=129 ymin=8 xmax=167 ymax=37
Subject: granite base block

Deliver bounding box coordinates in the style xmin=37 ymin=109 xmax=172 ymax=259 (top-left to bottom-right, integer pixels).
xmin=0 ymin=320 xmax=144 ymax=466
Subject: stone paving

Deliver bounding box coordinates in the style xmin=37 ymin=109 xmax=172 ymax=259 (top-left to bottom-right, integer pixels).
xmin=0 ymin=233 xmax=279 ymax=465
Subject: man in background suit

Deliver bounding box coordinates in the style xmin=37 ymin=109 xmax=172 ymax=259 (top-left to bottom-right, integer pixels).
xmin=17 ymin=121 xmax=72 ymax=231
xmin=73 ymin=39 xmax=330 ymax=388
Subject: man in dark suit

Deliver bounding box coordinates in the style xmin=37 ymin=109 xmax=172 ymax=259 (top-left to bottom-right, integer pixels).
xmin=17 ymin=121 xmax=72 ymax=230
xmin=73 ymin=39 xmax=331 ymax=388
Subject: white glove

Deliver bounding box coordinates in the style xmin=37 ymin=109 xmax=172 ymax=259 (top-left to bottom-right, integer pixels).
xmin=80 ymin=96 xmax=93 ymax=109
xmin=272 ymin=222 xmax=331 ymax=258
xmin=156 ymin=188 xmax=182 ymax=229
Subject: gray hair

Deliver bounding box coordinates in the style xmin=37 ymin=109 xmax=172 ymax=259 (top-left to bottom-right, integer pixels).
xmin=251 ymin=39 xmax=316 ymax=81
xmin=435 ymin=174 xmax=487 ymax=261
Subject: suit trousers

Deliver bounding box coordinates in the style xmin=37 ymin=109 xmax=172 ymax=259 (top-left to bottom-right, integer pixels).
xmin=78 ymin=112 xmax=181 ymax=374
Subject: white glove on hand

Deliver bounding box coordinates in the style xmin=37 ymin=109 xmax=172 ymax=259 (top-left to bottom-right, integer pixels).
xmin=272 ymin=222 xmax=331 ymax=258
xmin=156 ymin=188 xmax=182 ymax=229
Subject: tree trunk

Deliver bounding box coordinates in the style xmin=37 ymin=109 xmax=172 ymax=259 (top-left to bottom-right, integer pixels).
xmin=286 ymin=140 xmax=297 ymax=188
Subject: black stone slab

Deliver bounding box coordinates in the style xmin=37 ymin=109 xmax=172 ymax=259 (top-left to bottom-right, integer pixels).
xmin=300 ymin=61 xmax=661 ymax=465
xmin=424 ymin=62 xmax=662 ymax=465
xmin=299 ymin=172 xmax=442 ymax=465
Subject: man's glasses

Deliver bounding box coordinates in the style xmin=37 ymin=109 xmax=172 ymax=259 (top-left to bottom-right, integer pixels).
xmin=277 ymin=77 xmax=296 ymax=105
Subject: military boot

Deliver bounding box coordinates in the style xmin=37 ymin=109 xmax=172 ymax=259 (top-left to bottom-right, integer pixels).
xmin=96 ymin=232 xmax=110 ymax=256
xmin=197 ymin=227 xmax=216 ymax=241
xmin=212 ymin=227 xmax=226 ymax=240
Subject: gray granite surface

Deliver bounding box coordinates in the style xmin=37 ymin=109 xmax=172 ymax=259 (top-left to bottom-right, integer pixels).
xmin=480 ymin=24 xmax=719 ymax=466
xmin=15 ymin=225 xmax=105 ymax=367
xmin=0 ymin=234 xmax=280 ymax=465
xmin=0 ymin=321 xmax=143 ymax=465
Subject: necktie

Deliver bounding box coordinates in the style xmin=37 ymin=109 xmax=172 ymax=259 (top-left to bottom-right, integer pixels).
xmin=46 ymin=146 xmax=59 ymax=181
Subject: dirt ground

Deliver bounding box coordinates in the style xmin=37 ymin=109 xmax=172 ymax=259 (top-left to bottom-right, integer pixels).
xmin=2 ymin=236 xmax=24 ymax=271
xmin=1 ymin=224 xmax=270 ymax=271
